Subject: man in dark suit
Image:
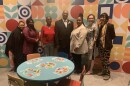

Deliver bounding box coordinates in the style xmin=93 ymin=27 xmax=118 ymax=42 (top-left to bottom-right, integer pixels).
xmin=54 ymin=10 xmax=74 ymax=57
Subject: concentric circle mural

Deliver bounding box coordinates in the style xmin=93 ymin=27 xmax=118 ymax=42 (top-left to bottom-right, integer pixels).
xmin=18 ymin=6 xmax=31 ymax=19
xmin=37 ymin=46 xmax=44 ymax=54
xmin=0 ymin=32 xmax=7 ymax=45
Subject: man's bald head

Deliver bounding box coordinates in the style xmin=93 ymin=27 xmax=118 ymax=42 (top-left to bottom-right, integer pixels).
xmin=62 ymin=10 xmax=68 ymax=20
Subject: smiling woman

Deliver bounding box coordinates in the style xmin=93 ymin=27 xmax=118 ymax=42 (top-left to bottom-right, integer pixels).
xmin=96 ymin=13 xmax=116 ymax=80
xmin=85 ymin=14 xmax=98 ymax=75
xmin=70 ymin=13 xmax=88 ymax=74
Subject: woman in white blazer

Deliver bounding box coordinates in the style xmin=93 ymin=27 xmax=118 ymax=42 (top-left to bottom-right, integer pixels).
xmin=70 ymin=13 xmax=88 ymax=74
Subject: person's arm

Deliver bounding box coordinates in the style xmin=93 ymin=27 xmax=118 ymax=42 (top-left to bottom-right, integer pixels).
xmin=110 ymin=24 xmax=116 ymax=40
xmin=90 ymin=24 xmax=98 ymax=49
xmin=70 ymin=21 xmax=74 ymax=31
xmin=5 ymin=32 xmax=14 ymax=57
xmin=23 ymin=27 xmax=37 ymax=43
xmin=40 ymin=26 xmax=46 ymax=47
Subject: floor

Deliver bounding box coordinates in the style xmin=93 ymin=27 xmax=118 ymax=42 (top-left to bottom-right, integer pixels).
xmin=0 ymin=68 xmax=130 ymax=86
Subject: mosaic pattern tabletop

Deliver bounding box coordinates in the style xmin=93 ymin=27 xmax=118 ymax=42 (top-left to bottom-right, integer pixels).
xmin=17 ymin=56 xmax=74 ymax=82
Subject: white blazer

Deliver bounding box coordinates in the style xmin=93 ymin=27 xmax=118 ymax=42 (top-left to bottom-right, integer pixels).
xmin=70 ymin=24 xmax=88 ymax=54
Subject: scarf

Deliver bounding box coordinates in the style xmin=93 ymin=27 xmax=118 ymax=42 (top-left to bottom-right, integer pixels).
xmin=100 ymin=23 xmax=107 ymax=48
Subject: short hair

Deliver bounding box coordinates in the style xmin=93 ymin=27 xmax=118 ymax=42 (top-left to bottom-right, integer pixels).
xmin=62 ymin=10 xmax=68 ymax=14
xmin=19 ymin=21 xmax=25 ymax=24
xmin=87 ymin=14 xmax=95 ymax=20
xmin=99 ymin=13 xmax=109 ymax=22
xmin=46 ymin=16 xmax=52 ymax=19
xmin=26 ymin=18 xmax=33 ymax=25
xmin=78 ymin=13 xmax=83 ymax=21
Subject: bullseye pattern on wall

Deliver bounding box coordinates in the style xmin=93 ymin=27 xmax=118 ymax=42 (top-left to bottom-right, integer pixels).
xmin=0 ymin=0 xmax=130 ymax=74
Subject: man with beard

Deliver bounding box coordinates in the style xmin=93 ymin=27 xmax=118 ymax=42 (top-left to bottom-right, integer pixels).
xmin=5 ymin=21 xmax=25 ymax=72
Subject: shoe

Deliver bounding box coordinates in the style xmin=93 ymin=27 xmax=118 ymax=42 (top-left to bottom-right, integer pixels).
xmin=9 ymin=68 xmax=14 ymax=72
xmin=103 ymin=75 xmax=110 ymax=80
xmin=86 ymin=71 xmax=93 ymax=75
xmin=98 ymin=72 xmax=105 ymax=76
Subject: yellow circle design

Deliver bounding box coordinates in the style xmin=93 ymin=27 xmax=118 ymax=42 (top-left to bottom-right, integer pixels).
xmin=0 ymin=58 xmax=8 ymax=67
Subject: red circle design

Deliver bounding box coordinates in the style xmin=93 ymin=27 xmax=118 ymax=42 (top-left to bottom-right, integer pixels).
xmin=122 ymin=62 xmax=130 ymax=74
xmin=70 ymin=6 xmax=84 ymax=19
xmin=6 ymin=19 xmax=18 ymax=32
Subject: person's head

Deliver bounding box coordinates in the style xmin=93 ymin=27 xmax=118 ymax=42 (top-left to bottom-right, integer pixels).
xmin=99 ymin=13 xmax=109 ymax=25
xmin=77 ymin=13 xmax=84 ymax=27
xmin=18 ymin=21 xmax=25 ymax=30
xmin=26 ymin=18 xmax=34 ymax=27
xmin=87 ymin=14 xmax=95 ymax=25
xmin=46 ymin=16 xmax=52 ymax=26
xmin=62 ymin=10 xmax=68 ymax=20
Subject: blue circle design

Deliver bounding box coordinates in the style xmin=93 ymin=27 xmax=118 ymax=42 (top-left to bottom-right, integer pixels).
xmin=87 ymin=0 xmax=96 ymax=3
xmin=110 ymin=62 xmax=120 ymax=70
xmin=0 ymin=33 xmax=7 ymax=45
xmin=0 ymin=34 xmax=5 ymax=43
xmin=37 ymin=46 xmax=44 ymax=54
xmin=20 ymin=8 xmax=29 ymax=17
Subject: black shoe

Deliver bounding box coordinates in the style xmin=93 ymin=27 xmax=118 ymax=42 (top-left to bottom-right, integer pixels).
xmin=103 ymin=75 xmax=110 ymax=80
xmin=74 ymin=70 xmax=81 ymax=74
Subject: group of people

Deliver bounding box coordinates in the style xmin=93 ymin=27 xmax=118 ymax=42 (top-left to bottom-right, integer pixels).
xmin=5 ymin=10 xmax=115 ymax=80
xmin=5 ymin=19 xmax=38 ymax=72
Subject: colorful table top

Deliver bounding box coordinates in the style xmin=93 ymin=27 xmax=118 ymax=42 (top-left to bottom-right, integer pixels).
xmin=17 ymin=56 xmax=74 ymax=83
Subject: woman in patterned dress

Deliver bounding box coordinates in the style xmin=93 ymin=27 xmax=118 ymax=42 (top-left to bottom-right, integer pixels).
xmin=86 ymin=14 xmax=98 ymax=74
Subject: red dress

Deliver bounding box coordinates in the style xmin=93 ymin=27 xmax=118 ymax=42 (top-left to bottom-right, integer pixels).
xmin=23 ymin=27 xmax=38 ymax=54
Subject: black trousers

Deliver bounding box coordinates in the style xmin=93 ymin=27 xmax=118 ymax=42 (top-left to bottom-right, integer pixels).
xmin=14 ymin=54 xmax=26 ymax=71
xmin=72 ymin=53 xmax=82 ymax=73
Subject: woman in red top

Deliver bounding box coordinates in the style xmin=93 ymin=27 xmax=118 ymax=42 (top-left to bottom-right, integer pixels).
xmin=41 ymin=16 xmax=55 ymax=56
xmin=23 ymin=18 xmax=39 ymax=57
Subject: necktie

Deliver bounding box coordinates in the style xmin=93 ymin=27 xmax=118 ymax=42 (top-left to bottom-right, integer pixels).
xmin=64 ymin=20 xmax=67 ymax=28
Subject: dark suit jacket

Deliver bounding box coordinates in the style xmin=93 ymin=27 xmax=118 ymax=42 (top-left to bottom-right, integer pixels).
xmin=97 ymin=23 xmax=116 ymax=50
xmin=54 ymin=19 xmax=73 ymax=53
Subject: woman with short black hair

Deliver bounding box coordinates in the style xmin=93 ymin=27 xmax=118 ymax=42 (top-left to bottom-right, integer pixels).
xmin=96 ymin=13 xmax=116 ymax=80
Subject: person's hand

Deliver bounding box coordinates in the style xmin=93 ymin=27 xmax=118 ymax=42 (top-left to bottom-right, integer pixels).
xmin=35 ymin=38 xmax=39 ymax=42
xmin=89 ymin=41 xmax=94 ymax=49
xmin=9 ymin=51 xmax=13 ymax=57
xmin=89 ymin=45 xmax=93 ymax=49
xmin=74 ymin=47 xmax=78 ymax=51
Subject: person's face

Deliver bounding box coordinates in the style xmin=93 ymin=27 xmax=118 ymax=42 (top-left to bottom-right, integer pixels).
xmin=77 ymin=17 xmax=83 ymax=27
xmin=100 ymin=16 xmax=106 ymax=25
xmin=18 ymin=22 xmax=25 ymax=30
xmin=62 ymin=11 xmax=68 ymax=20
xmin=28 ymin=20 xmax=34 ymax=25
xmin=46 ymin=17 xmax=52 ymax=25
xmin=88 ymin=15 xmax=95 ymax=25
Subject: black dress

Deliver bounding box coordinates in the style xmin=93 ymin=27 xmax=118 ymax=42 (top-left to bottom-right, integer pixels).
xmin=5 ymin=27 xmax=25 ymax=71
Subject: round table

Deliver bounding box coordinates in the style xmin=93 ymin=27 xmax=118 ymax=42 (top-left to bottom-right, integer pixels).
xmin=17 ymin=56 xmax=74 ymax=83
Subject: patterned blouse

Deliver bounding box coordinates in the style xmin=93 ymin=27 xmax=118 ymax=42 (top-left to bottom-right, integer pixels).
xmin=86 ymin=23 xmax=98 ymax=49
